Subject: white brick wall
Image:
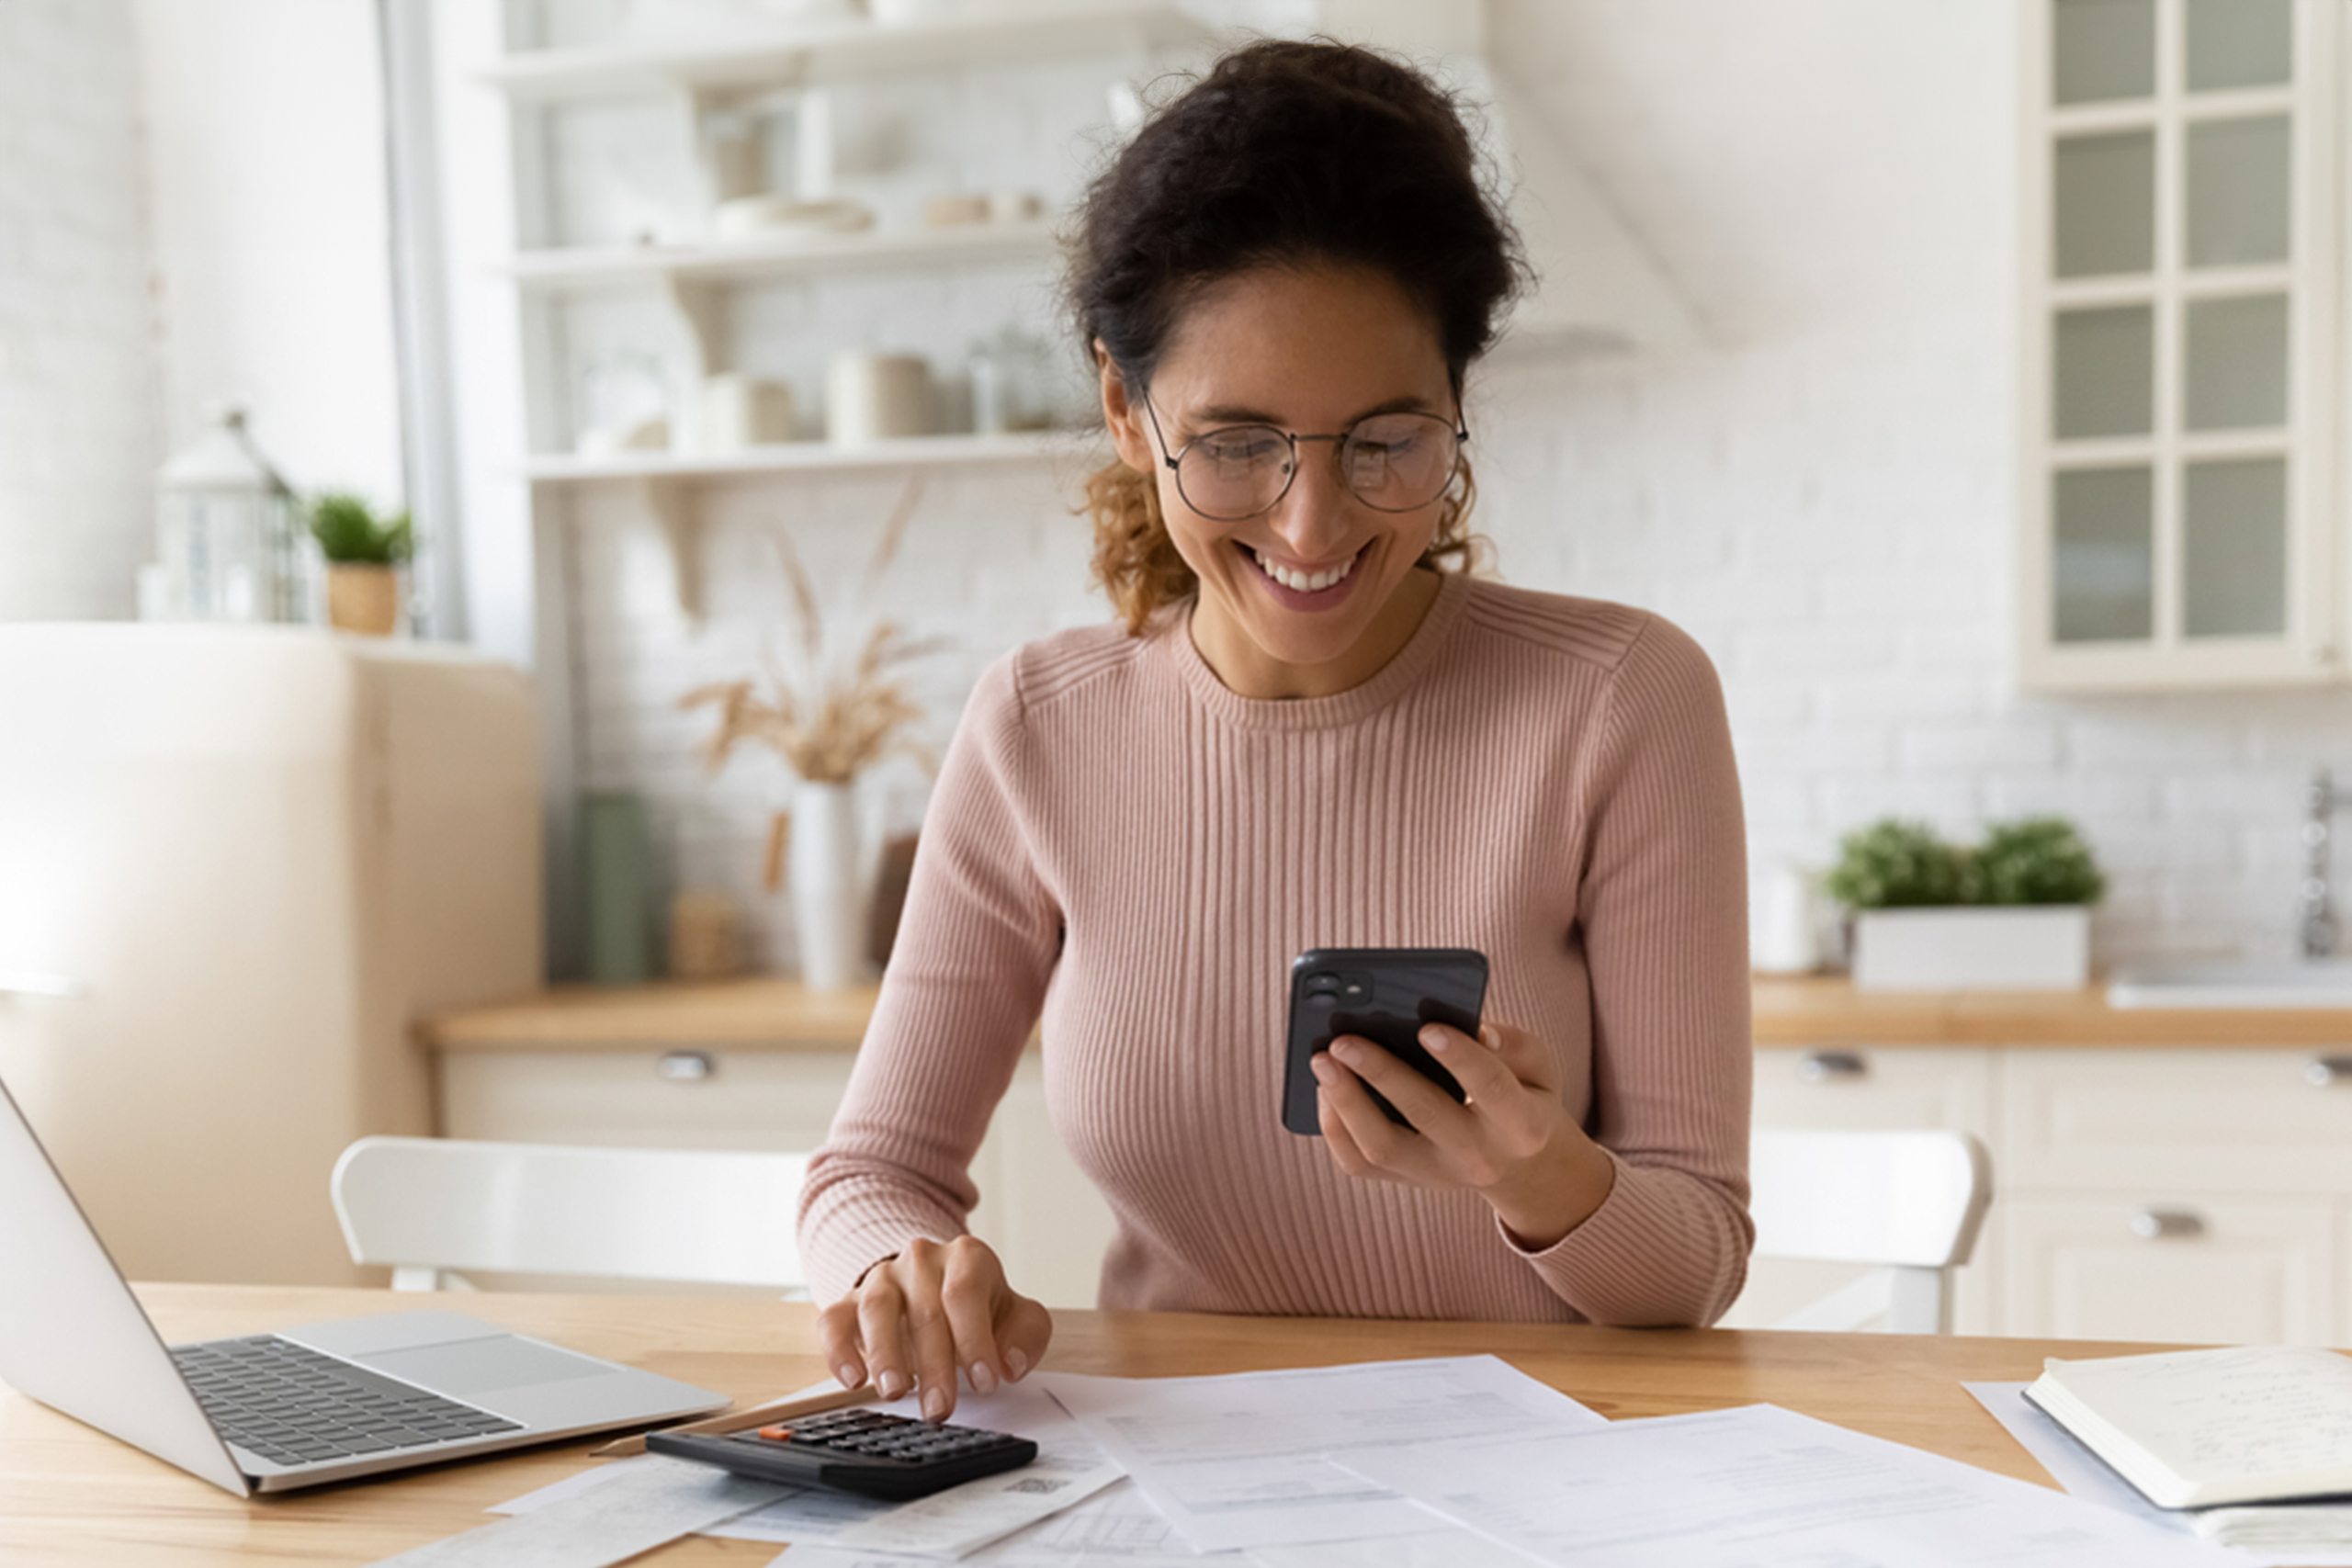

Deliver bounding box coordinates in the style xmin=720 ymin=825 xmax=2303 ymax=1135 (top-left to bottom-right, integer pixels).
xmin=554 ymin=0 xmax=2352 ymax=972
xmin=0 ymin=0 xmax=158 ymax=621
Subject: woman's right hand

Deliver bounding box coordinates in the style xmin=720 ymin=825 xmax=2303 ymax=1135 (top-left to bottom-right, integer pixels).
xmin=816 ymin=1235 xmax=1053 ymax=1421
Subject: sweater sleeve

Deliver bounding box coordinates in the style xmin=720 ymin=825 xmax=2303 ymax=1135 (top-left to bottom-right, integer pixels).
xmin=797 ymin=652 xmax=1063 ymax=1303
xmin=1510 ymin=615 xmax=1755 ymax=1325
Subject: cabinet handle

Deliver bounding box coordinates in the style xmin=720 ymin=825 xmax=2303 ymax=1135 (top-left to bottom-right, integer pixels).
xmin=2130 ymin=1207 xmax=2206 ymax=1241
xmin=2305 ymin=1054 xmax=2352 ymax=1088
xmin=657 ymin=1051 xmax=714 ymax=1082
xmin=1796 ymin=1050 xmax=1868 ymax=1083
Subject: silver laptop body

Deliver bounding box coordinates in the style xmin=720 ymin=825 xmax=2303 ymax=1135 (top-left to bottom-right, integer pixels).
xmin=0 ymin=1075 xmax=728 ymax=1495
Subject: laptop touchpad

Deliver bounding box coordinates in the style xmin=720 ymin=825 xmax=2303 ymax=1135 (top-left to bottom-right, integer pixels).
xmin=359 ymin=1337 xmax=613 ymax=1396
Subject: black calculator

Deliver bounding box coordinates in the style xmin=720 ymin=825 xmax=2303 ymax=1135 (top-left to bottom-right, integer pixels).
xmin=647 ymin=1406 xmax=1039 ymax=1500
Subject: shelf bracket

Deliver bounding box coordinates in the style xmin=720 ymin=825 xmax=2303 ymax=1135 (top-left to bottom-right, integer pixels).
xmin=637 ymin=477 xmax=703 ymax=624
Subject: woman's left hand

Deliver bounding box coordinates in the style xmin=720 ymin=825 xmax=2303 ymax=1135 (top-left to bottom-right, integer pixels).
xmin=1311 ymin=1021 xmax=1616 ymax=1249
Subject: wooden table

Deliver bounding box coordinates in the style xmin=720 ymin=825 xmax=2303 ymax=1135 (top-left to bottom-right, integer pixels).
xmin=2 ymin=1284 xmax=2158 ymax=1567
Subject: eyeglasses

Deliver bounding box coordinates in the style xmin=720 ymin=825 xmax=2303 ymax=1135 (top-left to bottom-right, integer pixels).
xmin=1141 ymin=396 xmax=1468 ymax=523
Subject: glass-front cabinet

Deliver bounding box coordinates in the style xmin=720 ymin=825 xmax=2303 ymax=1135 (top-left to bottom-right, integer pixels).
xmin=2019 ymin=0 xmax=2344 ymax=690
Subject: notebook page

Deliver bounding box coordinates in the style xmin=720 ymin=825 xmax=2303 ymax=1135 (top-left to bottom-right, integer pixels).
xmin=2040 ymin=1347 xmax=2352 ymax=1493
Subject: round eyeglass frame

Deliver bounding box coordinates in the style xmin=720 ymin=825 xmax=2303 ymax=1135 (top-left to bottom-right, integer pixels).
xmin=1140 ymin=394 xmax=1470 ymax=523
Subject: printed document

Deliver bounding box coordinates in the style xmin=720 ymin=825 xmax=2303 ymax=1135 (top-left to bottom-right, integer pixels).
xmin=1340 ymin=1402 xmax=2243 ymax=1568
xmin=1038 ymin=1354 xmax=1604 ymax=1551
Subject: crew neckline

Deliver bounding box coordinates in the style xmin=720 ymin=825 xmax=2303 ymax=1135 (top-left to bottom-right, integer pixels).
xmin=1159 ymin=570 xmax=1475 ymax=731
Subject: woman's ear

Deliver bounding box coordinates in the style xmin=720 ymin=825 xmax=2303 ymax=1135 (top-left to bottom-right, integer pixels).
xmin=1096 ymin=343 xmax=1155 ymax=475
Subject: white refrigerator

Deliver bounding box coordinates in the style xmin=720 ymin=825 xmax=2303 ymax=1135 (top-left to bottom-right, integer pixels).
xmin=0 ymin=625 xmax=542 ymax=1284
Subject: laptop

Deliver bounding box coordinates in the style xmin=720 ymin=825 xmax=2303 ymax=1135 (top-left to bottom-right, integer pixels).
xmin=0 ymin=1075 xmax=729 ymax=1495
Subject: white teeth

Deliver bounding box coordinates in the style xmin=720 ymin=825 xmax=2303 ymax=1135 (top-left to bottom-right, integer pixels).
xmin=1252 ymin=548 xmax=1355 ymax=593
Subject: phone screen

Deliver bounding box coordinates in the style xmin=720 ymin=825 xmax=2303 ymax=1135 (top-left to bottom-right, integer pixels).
xmin=1282 ymin=947 xmax=1488 ymax=1135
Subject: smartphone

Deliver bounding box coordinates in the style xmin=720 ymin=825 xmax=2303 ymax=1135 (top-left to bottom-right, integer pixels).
xmin=1282 ymin=947 xmax=1489 ymax=1136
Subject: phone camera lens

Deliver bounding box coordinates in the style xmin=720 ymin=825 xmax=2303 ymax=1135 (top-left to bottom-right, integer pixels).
xmin=1305 ymin=972 xmax=1341 ymax=996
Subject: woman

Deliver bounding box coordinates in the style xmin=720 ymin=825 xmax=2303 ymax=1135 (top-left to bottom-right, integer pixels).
xmin=798 ymin=39 xmax=1752 ymax=1420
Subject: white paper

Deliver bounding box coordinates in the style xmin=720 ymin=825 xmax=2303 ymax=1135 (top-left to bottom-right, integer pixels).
xmin=1038 ymin=1354 xmax=1605 ymax=1551
xmin=775 ymin=1477 xmax=1228 ymax=1567
xmin=372 ymin=1454 xmax=788 ymax=1567
xmin=1967 ymin=1381 xmax=2352 ymax=1568
xmin=1340 ymin=1402 xmax=2243 ymax=1568
xmin=822 ymin=1455 xmax=1123 ymax=1559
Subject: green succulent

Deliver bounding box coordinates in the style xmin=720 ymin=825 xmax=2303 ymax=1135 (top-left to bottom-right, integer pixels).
xmin=308 ymin=492 xmax=413 ymax=566
xmin=1824 ymin=818 xmax=1969 ymax=909
xmin=1973 ymin=816 xmax=2107 ymax=906
xmin=1826 ymin=815 xmax=2106 ymax=909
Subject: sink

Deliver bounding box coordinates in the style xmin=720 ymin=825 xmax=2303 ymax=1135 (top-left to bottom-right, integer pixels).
xmin=2107 ymin=959 xmax=2352 ymax=1009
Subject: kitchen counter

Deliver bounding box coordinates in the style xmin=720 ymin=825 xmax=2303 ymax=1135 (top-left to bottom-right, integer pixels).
xmin=416 ymin=974 xmax=2352 ymax=1053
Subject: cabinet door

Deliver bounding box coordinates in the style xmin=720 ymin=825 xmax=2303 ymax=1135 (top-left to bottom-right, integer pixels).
xmin=2002 ymin=1194 xmax=2335 ymax=1344
xmin=2003 ymin=1047 xmax=2352 ymax=1195
xmin=1752 ymin=1047 xmax=1996 ymax=1134
xmin=1732 ymin=1048 xmax=1998 ymax=1335
xmin=438 ymin=1050 xmax=855 ymax=1149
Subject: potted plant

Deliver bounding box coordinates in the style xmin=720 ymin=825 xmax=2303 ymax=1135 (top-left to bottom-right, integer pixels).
xmin=679 ymin=480 xmax=939 ymax=989
xmin=308 ymin=493 xmax=412 ymax=636
xmin=1826 ymin=816 xmax=2106 ymax=991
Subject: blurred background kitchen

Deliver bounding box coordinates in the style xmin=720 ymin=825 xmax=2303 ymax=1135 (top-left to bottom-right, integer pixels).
xmin=3 ymin=0 xmax=2348 ymax=1347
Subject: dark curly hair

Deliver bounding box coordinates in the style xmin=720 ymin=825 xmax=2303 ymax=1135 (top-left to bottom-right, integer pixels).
xmin=1069 ymin=39 xmax=1527 ymax=630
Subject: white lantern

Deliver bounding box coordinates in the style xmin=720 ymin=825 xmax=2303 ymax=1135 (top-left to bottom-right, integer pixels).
xmin=142 ymin=410 xmax=307 ymax=623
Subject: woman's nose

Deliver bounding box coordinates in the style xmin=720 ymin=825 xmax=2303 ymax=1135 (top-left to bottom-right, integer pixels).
xmin=1267 ymin=441 xmax=1355 ymax=558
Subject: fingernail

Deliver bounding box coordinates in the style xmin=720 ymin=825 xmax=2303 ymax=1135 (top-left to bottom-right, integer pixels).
xmin=1330 ymin=1040 xmax=1360 ymax=1065
xmin=836 ymin=1364 xmax=861 ymax=1390
xmin=1310 ymin=1054 xmax=1337 ymax=1083
xmin=922 ymin=1387 xmax=948 ymax=1420
xmin=878 ymin=1371 xmax=908 ymax=1401
xmin=1006 ymin=1348 xmax=1029 ymax=1380
xmin=969 ymin=1360 xmax=998 ymax=1394
xmin=1422 ymin=1026 xmax=1449 ymax=1051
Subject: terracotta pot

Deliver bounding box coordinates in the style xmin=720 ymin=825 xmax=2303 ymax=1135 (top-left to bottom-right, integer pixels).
xmin=326 ymin=563 xmax=399 ymax=636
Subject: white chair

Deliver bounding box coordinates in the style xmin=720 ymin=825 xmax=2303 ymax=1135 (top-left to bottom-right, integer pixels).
xmin=1747 ymin=1128 xmax=1993 ymax=1335
xmin=330 ymin=1137 xmax=810 ymax=1295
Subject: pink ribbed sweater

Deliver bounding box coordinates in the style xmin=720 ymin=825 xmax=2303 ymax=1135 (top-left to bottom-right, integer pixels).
xmin=799 ymin=573 xmax=1754 ymax=1325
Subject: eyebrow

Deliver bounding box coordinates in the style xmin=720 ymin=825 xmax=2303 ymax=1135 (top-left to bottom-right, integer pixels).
xmin=1181 ymin=393 xmax=1446 ymax=431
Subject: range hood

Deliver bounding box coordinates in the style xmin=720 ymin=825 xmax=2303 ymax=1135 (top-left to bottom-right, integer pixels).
xmin=1310 ymin=0 xmax=1702 ymax=356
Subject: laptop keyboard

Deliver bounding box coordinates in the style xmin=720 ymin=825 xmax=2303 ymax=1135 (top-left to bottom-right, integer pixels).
xmin=172 ymin=1335 xmax=523 ymax=1468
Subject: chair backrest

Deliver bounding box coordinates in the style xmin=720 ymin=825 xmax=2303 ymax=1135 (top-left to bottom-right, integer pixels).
xmin=330 ymin=1137 xmax=808 ymax=1293
xmin=1748 ymin=1128 xmax=1993 ymax=1335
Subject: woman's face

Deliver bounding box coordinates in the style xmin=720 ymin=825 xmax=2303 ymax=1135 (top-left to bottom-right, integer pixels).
xmin=1101 ymin=263 xmax=1458 ymax=700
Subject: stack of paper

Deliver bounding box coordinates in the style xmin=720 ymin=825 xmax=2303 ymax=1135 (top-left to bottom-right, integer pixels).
xmin=475 ymin=1354 xmax=2266 ymax=1568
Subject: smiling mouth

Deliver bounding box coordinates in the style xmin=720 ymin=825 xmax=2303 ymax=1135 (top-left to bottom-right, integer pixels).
xmin=1248 ymin=545 xmax=1363 ymax=594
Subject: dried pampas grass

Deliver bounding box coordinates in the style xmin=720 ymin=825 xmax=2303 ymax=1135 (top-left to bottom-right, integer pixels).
xmin=681 ymin=479 xmax=943 ymax=786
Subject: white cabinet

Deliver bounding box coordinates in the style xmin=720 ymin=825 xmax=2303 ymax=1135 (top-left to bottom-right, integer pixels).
xmin=438 ymin=1044 xmax=1118 ymax=1309
xmin=1749 ymin=1038 xmax=2352 ymax=1343
xmin=2001 ymin=1194 xmax=2335 ymax=1345
xmin=2016 ymin=0 xmax=2346 ymax=692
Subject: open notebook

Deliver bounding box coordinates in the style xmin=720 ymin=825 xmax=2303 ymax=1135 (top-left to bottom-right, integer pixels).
xmin=2024 ymin=1345 xmax=2352 ymax=1511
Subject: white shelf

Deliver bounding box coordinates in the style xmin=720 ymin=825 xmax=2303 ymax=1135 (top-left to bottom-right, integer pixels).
xmin=495 ymin=219 xmax=1059 ymax=291
xmin=478 ymin=1 xmax=1213 ymax=100
xmin=521 ymin=430 xmax=1091 ymax=483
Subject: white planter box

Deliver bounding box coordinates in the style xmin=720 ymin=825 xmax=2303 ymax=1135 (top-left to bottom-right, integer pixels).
xmin=1850 ymin=907 xmax=2090 ymax=991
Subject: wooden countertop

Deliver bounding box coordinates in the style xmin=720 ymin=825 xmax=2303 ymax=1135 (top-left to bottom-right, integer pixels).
xmin=415 ymin=973 xmax=2352 ymax=1054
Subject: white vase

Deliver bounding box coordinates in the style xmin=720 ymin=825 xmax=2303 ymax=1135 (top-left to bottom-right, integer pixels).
xmin=790 ymin=781 xmax=868 ymax=990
